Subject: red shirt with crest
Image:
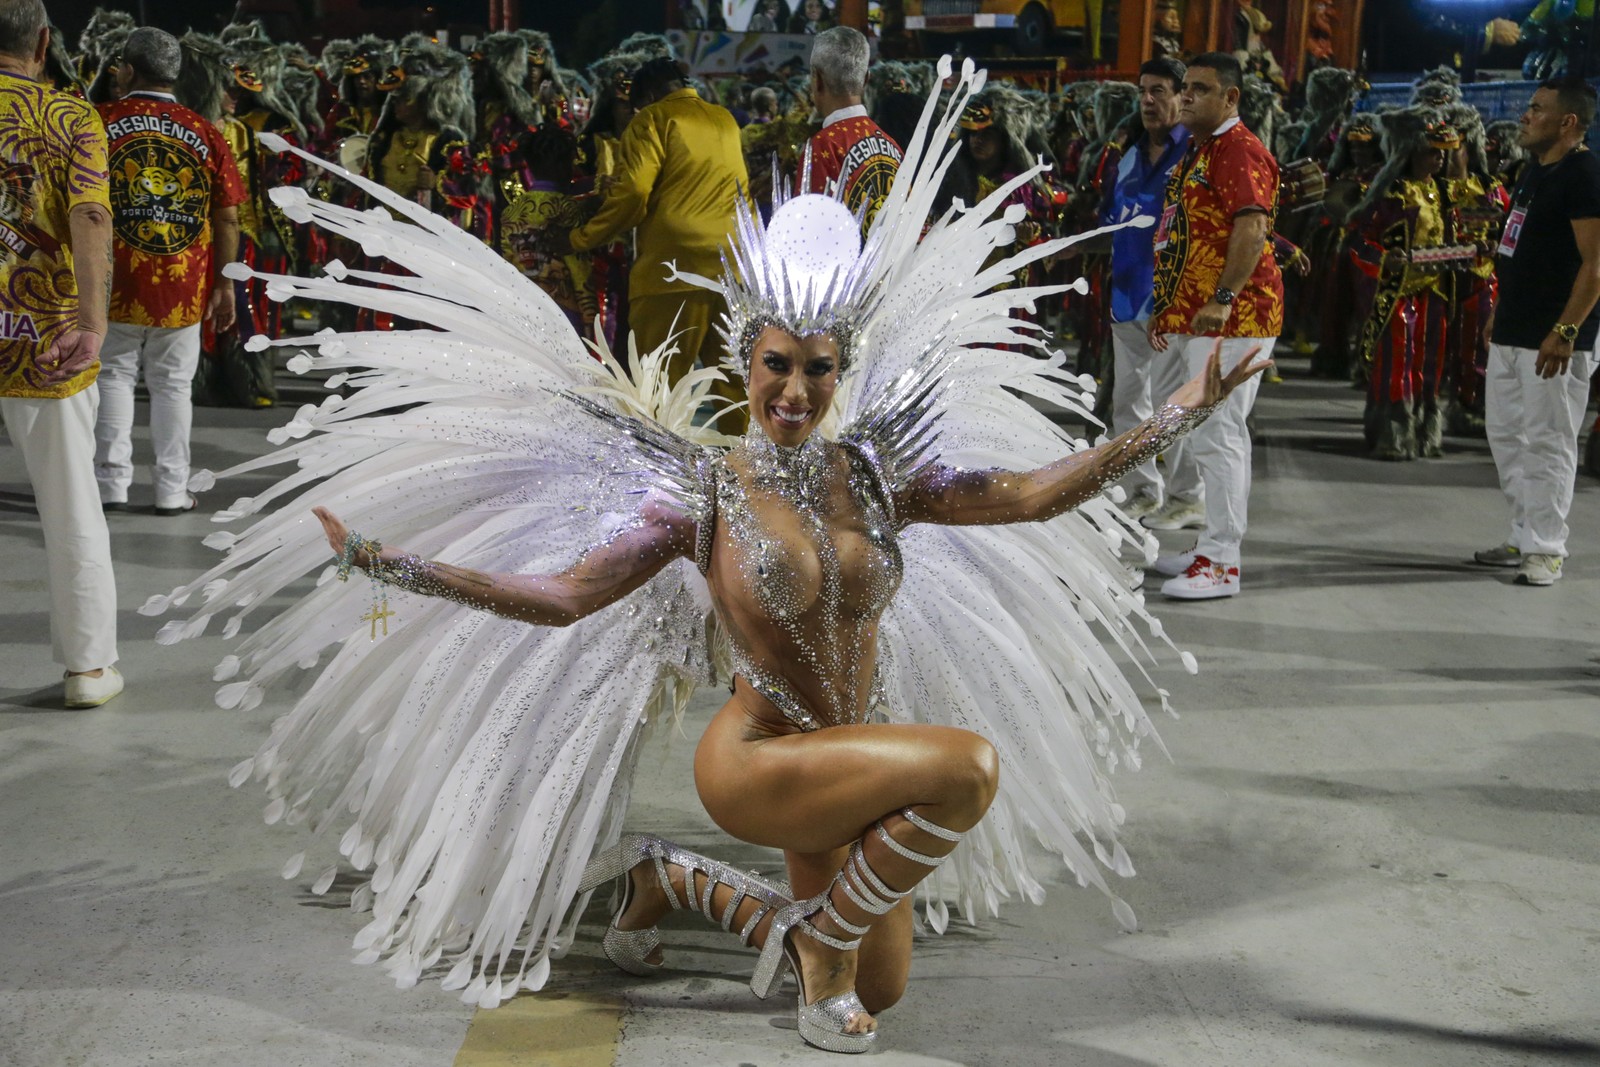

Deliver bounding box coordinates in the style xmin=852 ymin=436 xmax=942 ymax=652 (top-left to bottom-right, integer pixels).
xmin=98 ymin=92 xmax=246 ymax=329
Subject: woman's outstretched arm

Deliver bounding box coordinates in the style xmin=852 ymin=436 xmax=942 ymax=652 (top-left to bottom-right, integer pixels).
xmin=896 ymin=340 xmax=1272 ymax=528
xmin=312 ymin=499 xmax=696 ymax=627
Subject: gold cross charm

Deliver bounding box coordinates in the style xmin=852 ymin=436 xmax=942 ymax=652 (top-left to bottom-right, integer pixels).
xmin=362 ymin=599 xmax=395 ymax=640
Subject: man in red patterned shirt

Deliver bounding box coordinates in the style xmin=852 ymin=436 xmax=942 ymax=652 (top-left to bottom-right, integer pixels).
xmin=803 ymin=27 xmax=901 ymax=230
xmin=1147 ymin=52 xmax=1281 ymax=600
xmin=92 ymin=28 xmax=243 ymax=516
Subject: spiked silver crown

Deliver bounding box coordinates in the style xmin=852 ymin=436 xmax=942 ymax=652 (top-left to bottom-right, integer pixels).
xmin=712 ymin=169 xmax=885 ymax=378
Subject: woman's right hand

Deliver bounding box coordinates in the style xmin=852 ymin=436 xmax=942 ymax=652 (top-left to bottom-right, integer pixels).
xmin=313 ymin=506 xmax=366 ymax=567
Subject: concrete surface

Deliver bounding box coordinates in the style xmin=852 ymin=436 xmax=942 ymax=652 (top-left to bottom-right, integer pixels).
xmin=2 ymin=363 xmax=1598 ymax=1067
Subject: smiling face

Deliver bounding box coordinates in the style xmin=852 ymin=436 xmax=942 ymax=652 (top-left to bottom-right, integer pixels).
xmin=746 ymin=326 xmax=840 ymax=447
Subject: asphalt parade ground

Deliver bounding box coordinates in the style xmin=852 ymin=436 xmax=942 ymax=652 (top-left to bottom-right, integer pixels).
xmin=2 ymin=358 xmax=1598 ymax=1067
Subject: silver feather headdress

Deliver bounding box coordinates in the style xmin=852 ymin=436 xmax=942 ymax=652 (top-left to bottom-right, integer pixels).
xmin=718 ymin=184 xmax=885 ymax=377
xmin=671 ymin=181 xmax=884 ymax=379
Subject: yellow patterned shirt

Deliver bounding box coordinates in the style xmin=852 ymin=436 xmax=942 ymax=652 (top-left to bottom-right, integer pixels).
xmin=0 ymin=70 xmax=110 ymax=399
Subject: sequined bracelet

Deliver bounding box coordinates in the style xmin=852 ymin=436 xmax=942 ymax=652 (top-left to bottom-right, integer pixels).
xmin=336 ymin=531 xmax=383 ymax=581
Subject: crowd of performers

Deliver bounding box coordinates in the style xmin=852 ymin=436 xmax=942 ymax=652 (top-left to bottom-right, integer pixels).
xmin=55 ymin=9 xmax=1538 ymax=461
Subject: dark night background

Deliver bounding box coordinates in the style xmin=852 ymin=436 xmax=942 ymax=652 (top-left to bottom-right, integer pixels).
xmin=41 ymin=0 xmax=1550 ymax=75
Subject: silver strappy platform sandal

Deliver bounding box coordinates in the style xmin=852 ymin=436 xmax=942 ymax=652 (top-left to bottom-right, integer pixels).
xmin=749 ymin=808 xmax=966 ymax=1055
xmin=578 ymin=833 xmax=792 ymax=978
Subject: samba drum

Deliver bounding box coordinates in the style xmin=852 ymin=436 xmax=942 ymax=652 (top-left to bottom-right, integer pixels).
xmin=1279 ymin=157 xmax=1326 ymax=212
xmin=339 ymin=134 xmax=371 ymax=175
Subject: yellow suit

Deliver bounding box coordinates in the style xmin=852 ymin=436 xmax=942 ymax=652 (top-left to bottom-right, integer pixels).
xmin=570 ymin=88 xmax=748 ymax=412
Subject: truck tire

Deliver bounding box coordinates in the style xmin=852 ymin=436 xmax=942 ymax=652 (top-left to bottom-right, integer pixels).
xmin=1013 ymin=3 xmax=1051 ymax=55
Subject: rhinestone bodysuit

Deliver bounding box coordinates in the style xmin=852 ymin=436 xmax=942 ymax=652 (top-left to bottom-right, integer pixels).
xmin=703 ymin=430 xmax=902 ymax=731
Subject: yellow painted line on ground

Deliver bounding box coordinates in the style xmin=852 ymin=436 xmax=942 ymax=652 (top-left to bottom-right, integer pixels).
xmin=454 ymin=991 xmax=626 ymax=1067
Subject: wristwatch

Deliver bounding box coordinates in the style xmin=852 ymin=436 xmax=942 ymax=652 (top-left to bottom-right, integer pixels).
xmin=1553 ymin=322 xmax=1580 ymax=342
xmin=1213 ymin=286 xmax=1237 ymax=306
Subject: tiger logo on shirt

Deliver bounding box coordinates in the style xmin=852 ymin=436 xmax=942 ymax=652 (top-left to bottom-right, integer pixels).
xmin=109 ymin=134 xmax=209 ymax=256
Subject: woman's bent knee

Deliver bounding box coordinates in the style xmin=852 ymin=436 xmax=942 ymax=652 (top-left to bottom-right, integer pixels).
xmin=943 ymin=733 xmax=999 ymax=826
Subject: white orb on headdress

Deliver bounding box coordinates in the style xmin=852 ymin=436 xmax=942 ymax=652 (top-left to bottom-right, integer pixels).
xmin=763 ymin=193 xmax=860 ymax=302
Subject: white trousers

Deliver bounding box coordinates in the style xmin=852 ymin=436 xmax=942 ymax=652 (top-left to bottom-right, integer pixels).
xmin=1 ymin=388 xmax=120 ymax=671
xmin=94 ymin=321 xmax=201 ymax=509
xmin=1167 ymin=335 xmax=1273 ymax=563
xmin=1485 ymin=343 xmax=1594 ymax=557
xmin=1109 ymin=319 xmax=1202 ymax=503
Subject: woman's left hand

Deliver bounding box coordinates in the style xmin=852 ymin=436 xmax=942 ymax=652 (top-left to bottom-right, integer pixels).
xmin=1163 ymin=338 xmax=1274 ymax=410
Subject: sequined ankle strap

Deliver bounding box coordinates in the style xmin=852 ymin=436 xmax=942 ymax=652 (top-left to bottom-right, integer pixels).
xmin=900 ymin=807 xmax=964 ymax=842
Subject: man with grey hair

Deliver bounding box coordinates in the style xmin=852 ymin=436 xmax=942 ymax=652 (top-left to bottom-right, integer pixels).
xmin=0 ymin=0 xmax=122 ymax=706
xmin=92 ymin=26 xmax=243 ymax=518
xmin=804 ymin=25 xmax=900 ymax=228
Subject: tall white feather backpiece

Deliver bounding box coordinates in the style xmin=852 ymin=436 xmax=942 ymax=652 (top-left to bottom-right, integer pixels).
xmin=146 ymin=55 xmax=1187 ymax=1006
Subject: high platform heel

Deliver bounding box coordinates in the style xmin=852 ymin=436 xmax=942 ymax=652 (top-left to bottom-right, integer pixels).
xmin=750 ymin=807 xmax=967 ymax=1055
xmin=578 ymin=833 xmax=792 ymax=979
xmin=578 ymin=833 xmax=666 ymax=975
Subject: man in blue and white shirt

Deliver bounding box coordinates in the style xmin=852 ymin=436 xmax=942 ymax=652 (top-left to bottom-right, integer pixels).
xmin=1100 ymin=57 xmax=1202 ymax=527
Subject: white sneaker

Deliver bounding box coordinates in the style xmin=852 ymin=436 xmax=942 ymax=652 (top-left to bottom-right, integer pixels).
xmin=1514 ymin=554 xmax=1563 ymax=586
xmin=1160 ymin=555 xmax=1240 ymax=599
xmin=1473 ymin=543 xmax=1521 ymax=567
xmin=1142 ymin=496 xmax=1205 ymax=531
xmin=1122 ymin=490 xmax=1161 ymax=520
xmin=64 ymin=666 xmax=124 ymax=708
xmin=1152 ymin=550 xmax=1196 ymax=577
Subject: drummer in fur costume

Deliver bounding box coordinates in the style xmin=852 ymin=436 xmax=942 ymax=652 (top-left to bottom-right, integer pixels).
xmin=171 ymin=36 xmax=282 ymax=407
xmin=469 ymin=32 xmax=544 ymax=244
xmin=75 ymin=5 xmax=132 ymax=102
xmin=1440 ymin=103 xmax=1510 ymax=434
xmin=319 ymin=37 xmax=393 ymax=172
xmin=1309 ymin=111 xmax=1384 ymax=380
xmin=361 ymin=43 xmax=475 ymax=329
xmin=519 ymin=30 xmax=569 ymax=130
xmin=1349 ymin=110 xmax=1469 ymax=460
xmin=367 ymin=42 xmax=474 ymax=216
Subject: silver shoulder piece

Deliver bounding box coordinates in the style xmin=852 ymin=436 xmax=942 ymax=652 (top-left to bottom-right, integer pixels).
xmin=562 ymin=391 xmax=720 ymax=546
xmin=838 ymin=347 xmax=955 ymax=507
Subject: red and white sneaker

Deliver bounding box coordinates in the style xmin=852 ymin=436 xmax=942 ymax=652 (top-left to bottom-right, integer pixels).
xmin=1160 ymin=555 xmax=1240 ymax=599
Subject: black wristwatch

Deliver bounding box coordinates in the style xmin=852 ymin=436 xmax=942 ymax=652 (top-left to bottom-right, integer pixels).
xmin=1213 ymin=286 xmax=1237 ymax=306
xmin=1552 ymin=322 xmax=1580 ymax=343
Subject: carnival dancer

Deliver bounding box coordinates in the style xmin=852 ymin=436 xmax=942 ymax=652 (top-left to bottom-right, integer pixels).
xmin=499 ymin=125 xmax=597 ymax=336
xmin=1310 ymin=111 xmax=1383 ymax=381
xmin=361 ymin=43 xmax=473 ymax=330
xmin=469 ymin=31 xmax=543 ymax=245
xmin=147 ymin=57 xmax=1270 ymax=1054
xmin=319 ymin=36 xmax=391 ymax=166
xmin=1147 ymin=52 xmax=1284 ymax=599
xmin=1442 ymin=103 xmax=1510 ymax=435
xmin=226 ymin=37 xmax=309 ymax=403
xmin=74 ymin=5 xmax=131 ymax=102
xmin=803 ymin=27 xmax=902 ymax=231
xmin=367 ymin=42 xmax=473 ymax=222
xmin=576 ymin=53 xmax=644 ymax=354
xmin=944 ymin=88 xmax=1058 ymax=298
xmin=1070 ymin=81 xmax=1138 ymax=381
xmin=1349 ymin=110 xmax=1462 ymax=460
xmin=519 ymin=30 xmax=568 ymax=130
